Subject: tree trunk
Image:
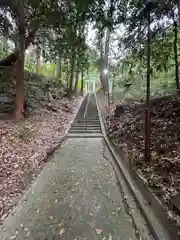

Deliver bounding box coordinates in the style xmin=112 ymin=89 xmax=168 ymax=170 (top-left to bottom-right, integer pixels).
xmin=0 ymin=22 xmax=39 ymax=66
xmin=112 ymin=69 xmax=116 ymax=103
xmin=59 ymin=59 xmax=62 ymax=79
xmin=81 ymin=70 xmax=84 ymax=96
xmin=97 ymin=25 xmax=105 ymax=92
xmin=177 ymin=0 xmax=180 ymax=19
xmin=36 ymin=44 xmax=41 ymax=74
xmin=56 ymin=57 xmax=61 ymax=79
xmin=69 ymin=53 xmax=75 ymax=96
xmin=15 ymin=36 xmax=18 ymax=51
xmin=15 ymin=0 xmax=25 ymax=120
xmin=173 ymin=18 xmax=180 ymax=90
xmin=104 ymin=27 xmax=111 ymax=106
xmin=3 ymin=9 xmax=8 ymax=52
xmin=65 ymin=59 xmax=69 ymax=89
xmin=144 ymin=5 xmax=151 ymax=162
xmin=66 ymin=75 xmax=69 ymax=89
xmin=74 ymin=61 xmax=79 ymax=94
xmin=100 ymin=40 xmax=105 ymax=91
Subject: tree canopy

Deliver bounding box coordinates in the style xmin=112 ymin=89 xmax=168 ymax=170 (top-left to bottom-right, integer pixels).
xmin=0 ymin=0 xmax=179 ymax=119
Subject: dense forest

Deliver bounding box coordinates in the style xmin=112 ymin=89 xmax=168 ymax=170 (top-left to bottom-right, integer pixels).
xmin=0 ymin=0 xmax=180 ymax=118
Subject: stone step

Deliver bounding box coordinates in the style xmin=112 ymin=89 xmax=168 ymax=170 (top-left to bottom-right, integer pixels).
xmin=70 ymin=129 xmax=101 ymax=132
xmin=75 ymin=120 xmax=100 ymax=122
xmin=71 ymin=125 xmax=101 ymax=128
xmin=68 ymin=133 xmax=103 ymax=138
xmin=69 ymin=130 xmax=102 ymax=133
xmin=74 ymin=122 xmax=100 ymax=125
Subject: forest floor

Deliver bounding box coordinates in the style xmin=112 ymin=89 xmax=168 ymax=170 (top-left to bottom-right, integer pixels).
xmin=105 ymin=95 xmax=180 ymax=230
xmin=0 ymin=96 xmax=83 ymax=225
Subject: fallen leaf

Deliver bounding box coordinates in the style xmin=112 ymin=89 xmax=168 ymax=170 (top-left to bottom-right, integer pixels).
xmin=117 ymin=207 xmax=121 ymax=212
xmin=59 ymin=228 xmax=65 ymax=235
xmin=108 ymin=234 xmax=113 ymax=240
xmin=58 ymin=221 xmax=64 ymax=227
xmin=1 ymin=213 xmax=8 ymax=221
xmin=26 ymin=232 xmax=30 ymax=237
xmin=10 ymin=235 xmax=16 ymax=240
xmin=94 ymin=228 xmax=104 ymax=235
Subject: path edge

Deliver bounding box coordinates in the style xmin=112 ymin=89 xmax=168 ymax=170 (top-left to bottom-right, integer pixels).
xmin=95 ymin=93 xmax=179 ymax=240
xmin=0 ymin=96 xmax=85 ymax=228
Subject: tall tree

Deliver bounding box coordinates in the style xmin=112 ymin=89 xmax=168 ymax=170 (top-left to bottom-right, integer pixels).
xmin=0 ymin=0 xmax=69 ymax=66
xmin=15 ymin=0 xmax=25 ymax=120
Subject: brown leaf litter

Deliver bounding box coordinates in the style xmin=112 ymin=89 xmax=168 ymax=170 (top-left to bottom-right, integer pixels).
xmin=106 ymin=95 xmax=180 ymax=229
xmin=0 ymin=96 xmax=83 ymax=224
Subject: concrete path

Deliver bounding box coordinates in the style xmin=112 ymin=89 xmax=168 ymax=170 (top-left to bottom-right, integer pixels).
xmin=0 ymin=138 xmax=153 ymax=240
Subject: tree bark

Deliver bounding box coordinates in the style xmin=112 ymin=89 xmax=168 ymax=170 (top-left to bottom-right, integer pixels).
xmin=36 ymin=44 xmax=41 ymax=74
xmin=112 ymin=68 xmax=116 ymax=103
xmin=74 ymin=61 xmax=79 ymax=94
xmin=98 ymin=27 xmax=106 ymax=92
xmin=104 ymin=27 xmax=111 ymax=106
xmin=59 ymin=59 xmax=62 ymax=79
xmin=15 ymin=0 xmax=25 ymax=120
xmin=56 ymin=57 xmax=62 ymax=79
xmin=177 ymin=0 xmax=180 ymax=20
xmin=65 ymin=58 xmax=69 ymax=89
xmin=68 ymin=53 xmax=75 ymax=96
xmin=0 ymin=22 xmax=39 ymax=66
xmin=101 ymin=0 xmax=114 ymax=104
xmin=81 ymin=70 xmax=84 ymax=96
xmin=173 ymin=18 xmax=180 ymax=90
xmin=100 ymin=39 xmax=105 ymax=91
xmin=144 ymin=5 xmax=151 ymax=162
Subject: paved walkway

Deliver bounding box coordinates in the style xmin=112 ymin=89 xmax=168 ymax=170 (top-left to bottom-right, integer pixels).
xmin=1 ymin=138 xmax=152 ymax=240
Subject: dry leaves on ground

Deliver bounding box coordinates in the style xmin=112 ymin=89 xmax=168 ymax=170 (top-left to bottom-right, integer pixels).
xmin=0 ymin=96 xmax=83 ymax=224
xmin=105 ymin=95 xmax=180 ymax=229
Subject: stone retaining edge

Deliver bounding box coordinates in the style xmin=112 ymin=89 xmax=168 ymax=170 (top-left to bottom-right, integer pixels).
xmin=95 ymin=93 xmax=178 ymax=240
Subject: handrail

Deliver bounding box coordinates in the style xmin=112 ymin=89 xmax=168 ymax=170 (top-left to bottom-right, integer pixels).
xmin=84 ymin=93 xmax=90 ymax=134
